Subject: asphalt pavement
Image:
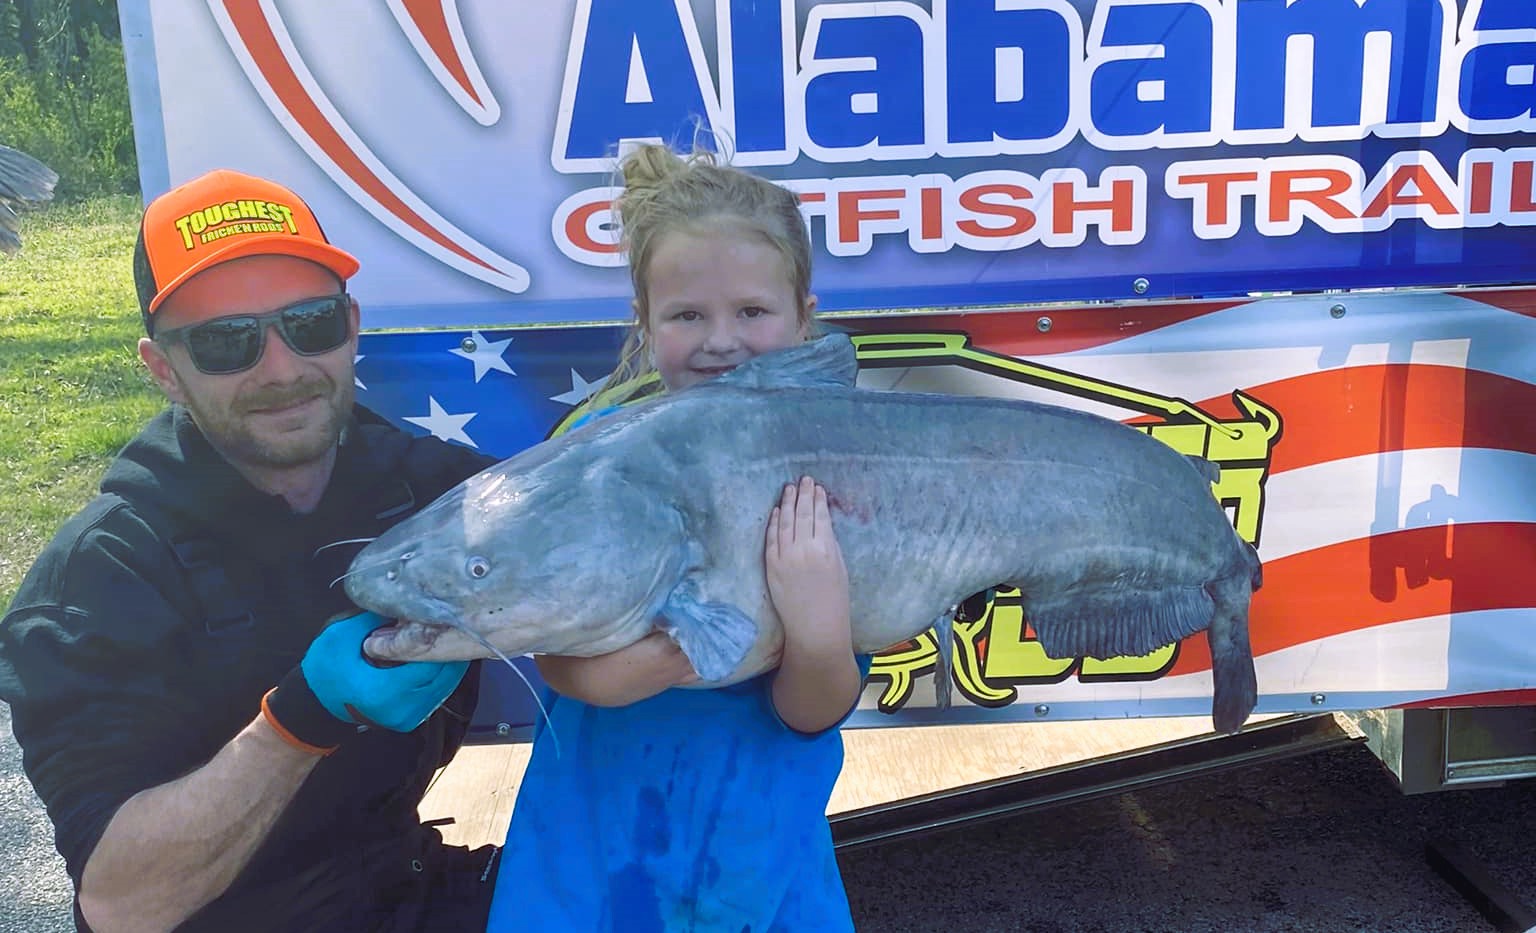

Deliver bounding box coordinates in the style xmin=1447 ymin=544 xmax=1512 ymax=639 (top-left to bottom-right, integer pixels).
xmin=840 ymin=739 xmax=1535 ymax=933
xmin=2 ymin=704 xmax=1532 ymax=932
xmin=1 ymin=705 xmax=73 ymax=933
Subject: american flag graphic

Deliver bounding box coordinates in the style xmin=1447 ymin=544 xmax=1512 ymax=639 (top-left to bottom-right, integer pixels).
xmin=357 ymin=290 xmax=1536 ymax=735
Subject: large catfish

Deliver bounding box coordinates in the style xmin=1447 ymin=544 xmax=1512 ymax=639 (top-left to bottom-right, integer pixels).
xmin=346 ymin=334 xmax=1262 ymax=732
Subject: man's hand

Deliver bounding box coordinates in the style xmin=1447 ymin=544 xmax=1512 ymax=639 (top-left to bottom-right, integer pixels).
xmin=262 ymin=611 xmax=469 ymax=754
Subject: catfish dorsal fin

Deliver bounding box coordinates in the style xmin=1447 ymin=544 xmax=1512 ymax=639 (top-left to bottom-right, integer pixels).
xmin=712 ymin=333 xmax=858 ymax=390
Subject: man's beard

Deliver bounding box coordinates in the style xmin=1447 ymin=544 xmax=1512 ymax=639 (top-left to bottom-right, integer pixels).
xmin=187 ymin=375 xmax=353 ymax=471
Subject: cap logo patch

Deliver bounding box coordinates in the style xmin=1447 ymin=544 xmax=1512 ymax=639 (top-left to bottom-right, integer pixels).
xmin=172 ymin=200 xmax=299 ymax=249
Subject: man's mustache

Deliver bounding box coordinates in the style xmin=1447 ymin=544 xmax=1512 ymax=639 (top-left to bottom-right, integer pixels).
xmin=238 ymin=377 xmax=335 ymax=413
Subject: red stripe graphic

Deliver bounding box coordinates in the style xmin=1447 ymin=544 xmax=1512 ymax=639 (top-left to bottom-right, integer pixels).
xmin=399 ymin=0 xmax=482 ymax=106
xmin=852 ymin=300 xmax=1241 ymax=355
xmin=1135 ymin=364 xmax=1536 ymax=474
xmin=1166 ymin=521 xmax=1536 ymax=677
xmin=222 ymin=0 xmax=498 ymax=273
xmin=854 ymin=289 xmax=1536 ymax=355
xmin=1454 ymin=288 xmax=1536 ymax=319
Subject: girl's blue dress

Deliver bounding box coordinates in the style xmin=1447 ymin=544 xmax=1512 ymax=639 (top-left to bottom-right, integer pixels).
xmin=488 ymin=664 xmax=867 ymax=933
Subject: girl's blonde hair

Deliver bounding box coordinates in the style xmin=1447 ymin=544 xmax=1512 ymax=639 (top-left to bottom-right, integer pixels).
xmin=595 ymin=144 xmax=815 ymax=405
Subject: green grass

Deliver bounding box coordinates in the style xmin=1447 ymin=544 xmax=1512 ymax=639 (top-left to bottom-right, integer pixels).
xmin=0 ymin=195 xmax=163 ymax=607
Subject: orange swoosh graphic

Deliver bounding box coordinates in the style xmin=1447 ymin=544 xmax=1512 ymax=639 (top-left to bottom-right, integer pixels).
xmin=215 ymin=0 xmax=528 ymax=292
xmin=390 ymin=0 xmax=500 ymax=124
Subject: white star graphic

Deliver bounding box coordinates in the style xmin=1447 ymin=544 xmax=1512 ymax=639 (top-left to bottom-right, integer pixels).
xmin=354 ymin=353 xmax=366 ymax=390
xmin=404 ymin=396 xmax=479 ymax=447
xmin=549 ymin=368 xmax=604 ymax=406
xmin=450 ymin=330 xmax=515 ymax=382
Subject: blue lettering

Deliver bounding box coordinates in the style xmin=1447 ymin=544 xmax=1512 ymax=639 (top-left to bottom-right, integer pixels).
xmin=1471 ymin=0 xmax=1536 ymax=31
xmin=803 ymin=15 xmax=926 ymax=150
xmin=560 ymin=0 xmax=714 ymax=161
xmin=726 ymin=0 xmax=787 ymax=153
xmin=1090 ymin=2 xmax=1213 ymax=137
xmin=1459 ymin=0 xmax=1536 ymax=123
xmin=1234 ymin=0 xmax=1445 ymax=130
xmin=1460 ymin=45 xmax=1536 ymax=123
xmin=946 ymin=0 xmax=1073 ymax=145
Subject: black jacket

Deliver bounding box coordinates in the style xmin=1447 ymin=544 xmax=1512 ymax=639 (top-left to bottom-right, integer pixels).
xmin=0 ymin=404 xmax=496 ymax=931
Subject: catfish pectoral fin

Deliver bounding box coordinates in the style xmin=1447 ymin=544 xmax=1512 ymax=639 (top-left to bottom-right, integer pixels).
xmin=656 ymin=578 xmax=759 ymax=682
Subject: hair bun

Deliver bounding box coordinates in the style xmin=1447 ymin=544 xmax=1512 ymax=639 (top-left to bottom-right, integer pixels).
xmin=619 ymin=145 xmax=684 ymax=192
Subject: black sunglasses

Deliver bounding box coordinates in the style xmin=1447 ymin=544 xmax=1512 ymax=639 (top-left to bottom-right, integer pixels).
xmin=155 ymin=294 xmax=352 ymax=375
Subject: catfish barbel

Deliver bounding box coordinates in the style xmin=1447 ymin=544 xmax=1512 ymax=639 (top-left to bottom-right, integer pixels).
xmin=346 ymin=334 xmax=1261 ymax=732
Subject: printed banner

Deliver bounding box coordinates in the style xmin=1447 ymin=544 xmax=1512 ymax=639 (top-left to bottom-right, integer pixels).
xmin=123 ymin=0 xmax=1536 ymax=327
xmin=352 ymin=290 xmax=1536 ymax=736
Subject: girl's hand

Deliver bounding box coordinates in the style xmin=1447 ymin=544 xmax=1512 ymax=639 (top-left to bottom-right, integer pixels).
xmin=764 ymin=476 xmax=851 ymax=648
xmin=764 ymin=476 xmax=862 ymax=733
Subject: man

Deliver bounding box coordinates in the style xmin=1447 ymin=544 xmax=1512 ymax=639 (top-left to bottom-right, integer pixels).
xmin=0 ymin=170 xmax=500 ymax=932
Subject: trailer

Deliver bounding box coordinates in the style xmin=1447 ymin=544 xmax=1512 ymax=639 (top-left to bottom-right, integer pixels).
xmin=119 ymin=0 xmax=1536 ymax=920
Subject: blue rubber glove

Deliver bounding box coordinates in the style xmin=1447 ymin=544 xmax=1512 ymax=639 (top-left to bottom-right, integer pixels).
xmin=262 ymin=611 xmax=470 ymax=754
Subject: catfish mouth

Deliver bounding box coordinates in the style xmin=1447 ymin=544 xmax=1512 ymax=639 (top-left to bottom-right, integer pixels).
xmin=363 ymin=618 xmax=458 ymax=661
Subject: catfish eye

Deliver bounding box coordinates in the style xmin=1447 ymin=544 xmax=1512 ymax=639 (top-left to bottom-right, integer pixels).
xmin=466 ymin=556 xmax=491 ymax=579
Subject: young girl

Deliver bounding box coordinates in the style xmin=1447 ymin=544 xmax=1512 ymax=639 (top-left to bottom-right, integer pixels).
xmin=487 ymin=144 xmax=869 ymax=932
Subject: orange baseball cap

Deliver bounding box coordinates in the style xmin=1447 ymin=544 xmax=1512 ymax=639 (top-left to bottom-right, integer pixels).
xmin=133 ymin=169 xmax=360 ymax=335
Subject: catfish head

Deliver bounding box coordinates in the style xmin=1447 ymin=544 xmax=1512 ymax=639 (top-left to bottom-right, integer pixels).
xmin=345 ymin=447 xmax=686 ymax=663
